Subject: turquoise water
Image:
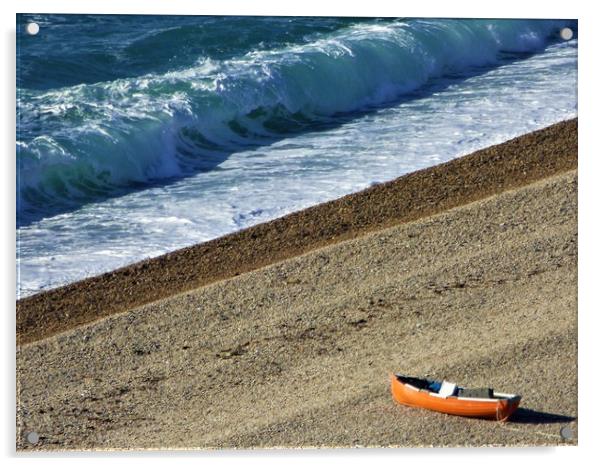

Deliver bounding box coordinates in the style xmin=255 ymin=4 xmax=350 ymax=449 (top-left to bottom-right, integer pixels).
xmin=16 ymin=15 xmax=577 ymax=296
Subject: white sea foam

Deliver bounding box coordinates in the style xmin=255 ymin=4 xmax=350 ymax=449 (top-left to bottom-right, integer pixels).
xmin=16 ymin=39 xmax=577 ymax=297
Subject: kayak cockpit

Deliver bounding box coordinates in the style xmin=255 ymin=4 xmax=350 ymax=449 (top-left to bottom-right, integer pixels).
xmin=395 ymin=374 xmax=519 ymax=402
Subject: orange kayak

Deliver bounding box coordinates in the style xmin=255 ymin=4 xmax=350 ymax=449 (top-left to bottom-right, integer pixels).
xmin=391 ymin=374 xmax=521 ymax=421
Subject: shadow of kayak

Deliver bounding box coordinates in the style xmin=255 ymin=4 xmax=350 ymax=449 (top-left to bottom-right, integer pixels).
xmin=510 ymin=407 xmax=576 ymax=424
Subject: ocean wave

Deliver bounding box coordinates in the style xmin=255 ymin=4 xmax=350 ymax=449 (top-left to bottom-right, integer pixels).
xmin=17 ymin=18 xmax=574 ymax=220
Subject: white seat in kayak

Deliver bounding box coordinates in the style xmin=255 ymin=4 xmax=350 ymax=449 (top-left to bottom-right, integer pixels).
xmin=439 ymin=380 xmax=457 ymax=397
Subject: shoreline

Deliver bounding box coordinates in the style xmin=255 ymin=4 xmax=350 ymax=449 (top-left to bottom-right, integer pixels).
xmin=17 ymin=118 xmax=577 ymax=345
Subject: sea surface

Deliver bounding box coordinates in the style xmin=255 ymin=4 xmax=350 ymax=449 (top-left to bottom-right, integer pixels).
xmin=16 ymin=15 xmax=578 ymax=297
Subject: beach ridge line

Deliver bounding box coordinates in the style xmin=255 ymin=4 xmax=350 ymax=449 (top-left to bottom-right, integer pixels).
xmin=16 ymin=118 xmax=577 ymax=345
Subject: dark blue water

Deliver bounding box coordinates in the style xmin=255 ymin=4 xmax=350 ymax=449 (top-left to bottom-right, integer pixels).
xmin=17 ymin=15 xmax=372 ymax=90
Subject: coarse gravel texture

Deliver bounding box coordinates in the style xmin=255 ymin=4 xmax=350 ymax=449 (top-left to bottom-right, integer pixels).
xmin=16 ymin=168 xmax=577 ymax=450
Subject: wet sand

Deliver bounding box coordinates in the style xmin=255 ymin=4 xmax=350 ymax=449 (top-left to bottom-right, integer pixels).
xmin=16 ymin=120 xmax=577 ymax=449
xmin=17 ymin=119 xmax=577 ymax=345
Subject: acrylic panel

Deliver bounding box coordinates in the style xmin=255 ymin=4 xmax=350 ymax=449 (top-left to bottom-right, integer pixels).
xmin=16 ymin=14 xmax=578 ymax=450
